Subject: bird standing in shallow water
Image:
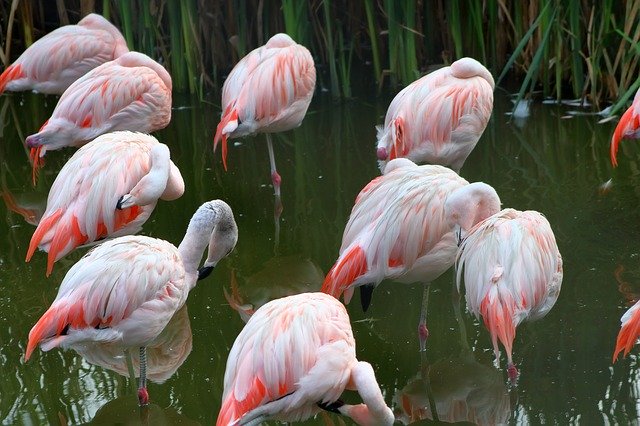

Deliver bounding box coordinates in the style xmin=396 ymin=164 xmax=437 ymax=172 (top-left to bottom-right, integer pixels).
xmin=321 ymin=158 xmax=501 ymax=351
xmin=25 ymin=51 xmax=172 ymax=180
xmin=0 ymin=13 xmax=128 ymax=95
xmin=25 ymin=200 xmax=238 ymax=406
xmin=213 ymin=33 xmax=316 ymax=216
xmin=217 ymin=292 xmax=394 ymax=426
xmin=610 ymin=89 xmax=640 ymax=167
xmin=26 ymin=131 xmax=184 ymax=276
xmin=376 ymin=57 xmax=494 ymax=173
xmin=455 ymin=208 xmax=563 ymax=381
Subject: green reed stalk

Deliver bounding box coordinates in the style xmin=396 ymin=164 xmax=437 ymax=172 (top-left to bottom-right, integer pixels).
xmin=117 ymin=0 xmax=134 ymax=49
xmin=468 ymin=0 xmax=486 ymax=63
xmin=402 ymin=0 xmax=418 ymax=83
xmin=102 ymin=0 xmax=110 ymax=20
xmin=167 ymin=0 xmax=186 ymax=93
xmin=337 ymin=27 xmax=353 ymax=98
xmin=282 ymin=0 xmax=307 ymax=44
xmin=447 ymin=0 xmax=462 ymax=59
xmin=180 ymin=0 xmax=198 ymax=94
xmin=568 ymin=0 xmax=584 ymax=98
xmin=384 ymin=0 xmax=400 ymax=86
xmin=139 ymin=0 xmax=156 ymax=57
xmin=322 ymin=0 xmax=340 ymax=98
xmin=364 ymin=0 xmax=382 ymax=90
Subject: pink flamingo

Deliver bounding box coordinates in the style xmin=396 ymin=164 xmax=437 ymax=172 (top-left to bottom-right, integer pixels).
xmin=376 ymin=58 xmax=494 ymax=173
xmin=25 ymin=51 xmax=172 ymax=178
xmin=0 ymin=13 xmax=128 ymax=95
xmin=321 ymin=158 xmax=501 ymax=351
xmin=25 ymin=131 xmax=184 ymax=276
xmin=213 ymin=33 xmax=316 ymax=199
xmin=455 ymin=208 xmax=563 ymax=381
xmin=613 ymin=300 xmax=640 ymax=362
xmin=610 ymin=90 xmax=640 ymax=166
xmin=25 ymin=200 xmax=238 ymax=406
xmin=216 ymin=292 xmax=394 ymax=426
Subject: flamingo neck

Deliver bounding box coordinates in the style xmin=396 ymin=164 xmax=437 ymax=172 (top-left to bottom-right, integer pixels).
xmin=341 ymin=362 xmax=394 ymax=425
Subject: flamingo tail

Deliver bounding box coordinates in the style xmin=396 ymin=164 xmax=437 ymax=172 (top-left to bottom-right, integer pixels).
xmin=217 ymin=377 xmax=269 ymax=426
xmin=321 ymin=245 xmax=368 ymax=304
xmin=611 ymin=107 xmax=637 ymax=167
xmin=479 ymin=285 xmax=517 ymax=365
xmin=0 ymin=64 xmax=23 ymax=94
xmin=213 ymin=108 xmax=239 ymax=171
xmin=25 ymin=300 xmax=86 ymax=361
xmin=613 ymin=303 xmax=640 ymax=362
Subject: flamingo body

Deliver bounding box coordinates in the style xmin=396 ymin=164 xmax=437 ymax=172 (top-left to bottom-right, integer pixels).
xmin=25 ymin=51 xmax=172 ymax=165
xmin=25 ymin=131 xmax=184 ymax=276
xmin=0 ymin=14 xmax=128 ymax=95
xmin=322 ymin=159 xmax=501 ymax=307
xmin=455 ymin=208 xmax=563 ymax=373
xmin=26 ymin=200 xmax=238 ymax=403
xmin=213 ymin=33 xmax=316 ymax=170
xmin=217 ymin=292 xmax=393 ymax=426
xmin=376 ymin=57 xmax=494 ymax=173
xmin=610 ymin=90 xmax=640 ymax=166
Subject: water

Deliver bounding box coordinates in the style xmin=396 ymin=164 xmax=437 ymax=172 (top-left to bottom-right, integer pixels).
xmin=0 ymin=89 xmax=638 ymax=425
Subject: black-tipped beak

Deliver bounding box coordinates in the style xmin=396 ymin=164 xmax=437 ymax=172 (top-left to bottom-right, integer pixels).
xmin=317 ymin=399 xmax=345 ymax=414
xmin=198 ymin=265 xmax=214 ymax=280
xmin=116 ymin=196 xmax=125 ymax=210
xmin=456 ymin=228 xmax=463 ymax=247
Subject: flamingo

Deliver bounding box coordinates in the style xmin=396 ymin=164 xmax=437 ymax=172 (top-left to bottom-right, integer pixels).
xmin=613 ymin=299 xmax=640 ymax=362
xmin=375 ymin=57 xmax=494 ymax=173
xmin=25 ymin=200 xmax=238 ymax=406
xmin=25 ymin=51 xmax=172 ymax=178
xmin=213 ymin=33 xmax=316 ymax=201
xmin=610 ymin=90 xmax=640 ymax=166
xmin=217 ymin=292 xmax=394 ymax=426
xmin=0 ymin=13 xmax=128 ymax=95
xmin=454 ymin=208 xmax=563 ymax=381
xmin=321 ymin=158 xmax=501 ymax=351
xmin=25 ymin=131 xmax=185 ymax=276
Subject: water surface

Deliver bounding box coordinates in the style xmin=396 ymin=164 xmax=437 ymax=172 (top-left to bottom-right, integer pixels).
xmin=0 ymin=90 xmax=639 ymax=424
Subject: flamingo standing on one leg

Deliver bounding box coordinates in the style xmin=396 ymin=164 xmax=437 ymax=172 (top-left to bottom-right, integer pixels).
xmin=0 ymin=13 xmax=128 ymax=95
xmin=613 ymin=299 xmax=640 ymax=362
xmin=25 ymin=51 xmax=172 ymax=179
xmin=454 ymin=208 xmax=563 ymax=381
xmin=610 ymin=90 xmax=640 ymax=166
xmin=321 ymin=158 xmax=501 ymax=351
xmin=25 ymin=131 xmax=185 ymax=276
xmin=216 ymin=292 xmax=394 ymax=426
xmin=25 ymin=200 xmax=238 ymax=406
xmin=213 ymin=33 xmax=316 ymax=203
xmin=375 ymin=57 xmax=494 ymax=173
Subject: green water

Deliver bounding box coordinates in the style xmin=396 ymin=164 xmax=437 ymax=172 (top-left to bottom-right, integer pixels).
xmin=0 ymin=90 xmax=639 ymax=425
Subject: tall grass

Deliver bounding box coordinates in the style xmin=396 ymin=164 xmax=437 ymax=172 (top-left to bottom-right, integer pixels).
xmin=2 ymin=0 xmax=640 ymax=109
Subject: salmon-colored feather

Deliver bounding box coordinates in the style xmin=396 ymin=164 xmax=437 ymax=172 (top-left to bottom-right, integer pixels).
xmin=322 ymin=245 xmax=367 ymax=302
xmin=613 ymin=300 xmax=640 ymax=362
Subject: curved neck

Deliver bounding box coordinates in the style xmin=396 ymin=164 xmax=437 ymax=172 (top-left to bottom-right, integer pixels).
xmin=178 ymin=201 xmax=237 ymax=287
xmin=341 ymin=362 xmax=394 ymax=425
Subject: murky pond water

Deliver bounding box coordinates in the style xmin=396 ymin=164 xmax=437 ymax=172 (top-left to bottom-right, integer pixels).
xmin=1 ymin=88 xmax=640 ymax=425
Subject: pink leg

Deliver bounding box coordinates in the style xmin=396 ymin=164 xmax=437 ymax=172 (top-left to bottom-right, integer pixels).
xmin=419 ymin=284 xmax=430 ymax=351
xmin=507 ymin=362 xmax=519 ymax=383
xmin=138 ymin=347 xmax=149 ymax=406
xmin=266 ymin=134 xmax=281 ymax=198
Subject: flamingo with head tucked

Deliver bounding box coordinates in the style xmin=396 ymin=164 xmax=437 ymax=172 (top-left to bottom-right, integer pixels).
xmin=25 ymin=131 xmax=184 ymax=276
xmin=213 ymin=33 xmax=316 ymax=200
xmin=25 ymin=51 xmax=172 ymax=179
xmin=376 ymin=57 xmax=494 ymax=173
xmin=0 ymin=13 xmax=128 ymax=95
xmin=455 ymin=208 xmax=563 ymax=381
xmin=25 ymin=200 xmax=238 ymax=406
xmin=217 ymin=292 xmax=394 ymax=426
xmin=610 ymin=90 xmax=640 ymax=167
xmin=321 ymin=158 xmax=501 ymax=351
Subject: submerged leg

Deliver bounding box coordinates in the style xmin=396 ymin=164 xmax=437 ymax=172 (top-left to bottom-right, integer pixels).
xmin=418 ymin=284 xmax=430 ymax=352
xmin=137 ymin=346 xmax=149 ymax=406
xmin=124 ymin=348 xmax=138 ymax=394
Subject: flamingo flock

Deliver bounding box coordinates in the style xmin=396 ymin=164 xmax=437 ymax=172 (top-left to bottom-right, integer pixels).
xmin=4 ymin=9 xmax=638 ymax=426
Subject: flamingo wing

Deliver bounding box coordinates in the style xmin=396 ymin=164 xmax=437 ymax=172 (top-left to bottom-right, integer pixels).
xmin=50 ymin=62 xmax=168 ymax=130
xmin=611 ymin=90 xmax=640 ymax=166
xmin=26 ymin=134 xmax=159 ymax=274
xmin=26 ymin=235 xmax=185 ymax=361
xmin=614 ymin=300 xmax=640 ymax=361
xmin=218 ymin=293 xmax=355 ymax=425
xmin=0 ymin=26 xmax=118 ymax=93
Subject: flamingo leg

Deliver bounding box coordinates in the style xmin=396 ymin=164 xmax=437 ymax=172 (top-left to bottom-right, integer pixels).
xmin=418 ymin=284 xmax=430 ymax=352
xmin=137 ymin=346 xmax=149 ymax=406
xmin=266 ymin=133 xmax=282 ymax=252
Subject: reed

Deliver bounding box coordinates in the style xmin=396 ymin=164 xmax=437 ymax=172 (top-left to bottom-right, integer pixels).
xmin=2 ymin=0 xmax=640 ymax=109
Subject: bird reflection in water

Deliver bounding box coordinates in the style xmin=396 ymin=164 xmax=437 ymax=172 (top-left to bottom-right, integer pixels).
xmin=224 ymin=255 xmax=324 ymax=322
xmin=72 ymin=305 xmax=192 ymax=385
